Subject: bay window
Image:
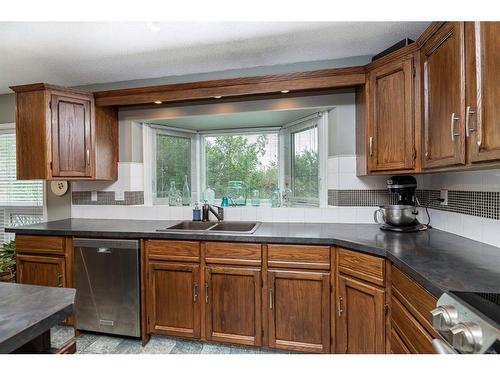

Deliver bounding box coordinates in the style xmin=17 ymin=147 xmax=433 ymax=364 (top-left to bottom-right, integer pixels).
xmin=147 ymin=110 xmax=327 ymax=207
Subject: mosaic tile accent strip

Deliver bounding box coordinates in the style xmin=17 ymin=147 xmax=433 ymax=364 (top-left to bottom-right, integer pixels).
xmin=416 ymin=190 xmax=499 ymax=220
xmin=72 ymin=191 xmax=144 ymax=206
xmin=328 ymin=189 xmax=397 ymax=207
xmin=328 ymin=189 xmax=500 ymax=220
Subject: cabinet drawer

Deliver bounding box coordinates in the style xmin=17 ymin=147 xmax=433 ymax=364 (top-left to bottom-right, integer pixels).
xmin=391 ymin=265 xmax=437 ymax=334
xmin=146 ymin=240 xmax=200 ymax=262
xmin=338 ymin=248 xmax=385 ymax=286
xmin=391 ymin=296 xmax=434 ymax=354
xmin=267 ymin=244 xmax=330 ymax=270
xmin=16 ymin=235 xmax=66 ymax=255
xmin=205 ymin=242 xmax=262 ymax=266
xmin=390 ymin=328 xmax=411 ymax=354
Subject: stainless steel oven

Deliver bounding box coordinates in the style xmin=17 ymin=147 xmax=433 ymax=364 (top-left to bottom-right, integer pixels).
xmin=431 ymin=292 xmax=500 ymax=354
xmin=74 ymin=238 xmax=140 ymax=338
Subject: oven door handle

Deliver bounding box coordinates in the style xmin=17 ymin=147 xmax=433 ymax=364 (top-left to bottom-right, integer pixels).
xmin=432 ymin=338 xmax=458 ymax=354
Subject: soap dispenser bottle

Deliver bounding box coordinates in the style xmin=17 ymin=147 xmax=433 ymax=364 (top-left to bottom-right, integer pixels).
xmin=192 ymin=202 xmax=201 ymax=221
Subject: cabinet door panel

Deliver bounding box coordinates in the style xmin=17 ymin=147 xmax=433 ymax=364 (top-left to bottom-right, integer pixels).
xmin=336 ymin=274 xmax=385 ymax=353
xmin=206 ymin=266 xmax=262 ymax=346
xmin=268 ymin=270 xmax=330 ymax=353
xmin=16 ymin=254 xmax=66 ymax=287
xmin=147 ymin=262 xmax=200 ymax=338
xmin=422 ymin=22 xmax=466 ymax=169
xmin=470 ymin=22 xmax=500 ymax=162
xmin=369 ymin=57 xmax=414 ymax=171
xmin=51 ymin=95 xmax=92 ymax=177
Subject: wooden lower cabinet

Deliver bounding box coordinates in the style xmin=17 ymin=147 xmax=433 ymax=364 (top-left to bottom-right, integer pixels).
xmin=205 ymin=265 xmax=262 ymax=346
xmin=268 ymin=269 xmax=330 ymax=353
xmin=336 ymin=274 xmax=385 ymax=353
xmin=389 ymin=265 xmax=437 ymax=354
xmin=16 ymin=254 xmax=66 ymax=287
xmin=147 ymin=262 xmax=201 ymax=339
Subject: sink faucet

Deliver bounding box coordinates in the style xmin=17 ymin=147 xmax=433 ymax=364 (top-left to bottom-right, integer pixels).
xmin=202 ymin=201 xmax=224 ymax=222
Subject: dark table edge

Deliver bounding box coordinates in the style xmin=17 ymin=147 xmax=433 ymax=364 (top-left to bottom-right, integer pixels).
xmin=0 ymin=304 xmax=73 ymax=354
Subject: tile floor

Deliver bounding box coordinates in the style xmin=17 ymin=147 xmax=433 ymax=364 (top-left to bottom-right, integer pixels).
xmin=50 ymin=325 xmax=291 ymax=354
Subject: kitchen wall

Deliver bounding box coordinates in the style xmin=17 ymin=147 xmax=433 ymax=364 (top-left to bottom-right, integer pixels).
xmin=0 ymin=94 xmax=15 ymax=123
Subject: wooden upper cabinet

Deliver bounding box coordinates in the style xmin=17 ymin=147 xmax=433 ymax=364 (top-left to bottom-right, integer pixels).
xmin=368 ymin=56 xmax=415 ymax=172
xmin=51 ymin=94 xmax=93 ymax=177
xmin=421 ymin=22 xmax=466 ymax=169
xmin=267 ymin=269 xmax=330 ymax=353
xmin=10 ymin=83 xmax=118 ymax=180
xmin=336 ymin=274 xmax=385 ymax=354
xmin=205 ymin=265 xmax=262 ymax=346
xmin=356 ymin=45 xmax=420 ymax=176
xmin=466 ymin=22 xmax=500 ymax=163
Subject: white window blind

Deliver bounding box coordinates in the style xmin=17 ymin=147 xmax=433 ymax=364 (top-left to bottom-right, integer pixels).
xmin=0 ymin=131 xmax=43 ymax=206
xmin=0 ymin=125 xmax=44 ymax=242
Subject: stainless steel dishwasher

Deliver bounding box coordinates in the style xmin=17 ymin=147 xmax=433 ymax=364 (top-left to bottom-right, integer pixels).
xmin=74 ymin=238 xmax=140 ymax=337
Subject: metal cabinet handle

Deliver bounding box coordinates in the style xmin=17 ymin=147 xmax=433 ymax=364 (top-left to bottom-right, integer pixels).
xmin=57 ymin=273 xmax=63 ymax=287
xmin=269 ymin=288 xmax=273 ymax=309
xmin=465 ymin=106 xmax=476 ymax=137
xmin=450 ymin=113 xmax=460 ymax=141
xmin=205 ymin=282 xmax=209 ymax=304
xmin=369 ymin=137 xmax=374 ymax=156
xmin=86 ymin=149 xmax=90 ymax=165
xmin=192 ymin=282 xmax=198 ymax=303
xmin=338 ymin=297 xmax=343 ymax=317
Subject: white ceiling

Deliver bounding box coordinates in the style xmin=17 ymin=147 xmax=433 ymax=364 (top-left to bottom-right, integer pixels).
xmin=0 ymin=22 xmax=430 ymax=94
xmin=152 ymin=107 xmax=332 ymax=131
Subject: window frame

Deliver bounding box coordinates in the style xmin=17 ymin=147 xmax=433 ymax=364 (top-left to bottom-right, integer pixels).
xmin=200 ymin=127 xmax=281 ymax=203
xmin=150 ymin=125 xmax=198 ymax=205
xmin=281 ymin=111 xmax=328 ymax=207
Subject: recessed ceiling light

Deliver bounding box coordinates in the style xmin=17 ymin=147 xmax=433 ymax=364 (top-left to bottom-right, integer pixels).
xmin=214 ymin=96 xmax=222 ymax=99
xmin=281 ymin=90 xmax=290 ymax=94
xmin=147 ymin=22 xmax=161 ymax=32
xmin=154 ymin=100 xmax=162 ymax=104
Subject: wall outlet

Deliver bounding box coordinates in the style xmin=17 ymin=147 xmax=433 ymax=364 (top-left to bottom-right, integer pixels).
xmin=115 ymin=191 xmax=125 ymax=201
xmin=440 ymin=189 xmax=448 ymax=205
xmin=91 ymin=191 xmax=98 ymax=202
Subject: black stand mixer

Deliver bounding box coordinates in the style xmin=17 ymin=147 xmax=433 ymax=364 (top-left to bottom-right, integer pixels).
xmin=374 ymin=175 xmax=429 ymax=232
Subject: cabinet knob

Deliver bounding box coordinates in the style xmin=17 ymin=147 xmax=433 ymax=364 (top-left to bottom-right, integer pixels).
xmin=450 ymin=322 xmax=483 ymax=353
xmin=431 ymin=305 xmax=458 ymax=332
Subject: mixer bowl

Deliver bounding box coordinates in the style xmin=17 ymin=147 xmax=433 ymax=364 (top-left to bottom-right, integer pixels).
xmin=374 ymin=205 xmax=418 ymax=227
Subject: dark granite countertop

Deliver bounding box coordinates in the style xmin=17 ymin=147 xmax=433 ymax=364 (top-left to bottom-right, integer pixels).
xmin=0 ymin=282 xmax=75 ymax=353
xmin=7 ymin=219 xmax=500 ymax=297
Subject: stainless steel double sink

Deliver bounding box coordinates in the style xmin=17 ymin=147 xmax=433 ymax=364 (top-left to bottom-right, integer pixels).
xmin=157 ymin=221 xmax=260 ymax=234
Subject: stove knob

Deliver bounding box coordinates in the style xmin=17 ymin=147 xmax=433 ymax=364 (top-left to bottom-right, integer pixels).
xmin=430 ymin=305 xmax=459 ymax=332
xmin=449 ymin=322 xmax=483 ymax=353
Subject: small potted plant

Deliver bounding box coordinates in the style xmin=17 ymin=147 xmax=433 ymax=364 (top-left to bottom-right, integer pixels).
xmin=0 ymin=240 xmax=16 ymax=282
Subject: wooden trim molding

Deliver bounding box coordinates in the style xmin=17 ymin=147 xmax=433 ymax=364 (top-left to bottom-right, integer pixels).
xmin=93 ymin=66 xmax=366 ymax=106
xmin=10 ymin=83 xmax=92 ymax=96
xmin=415 ymin=22 xmax=446 ymax=47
